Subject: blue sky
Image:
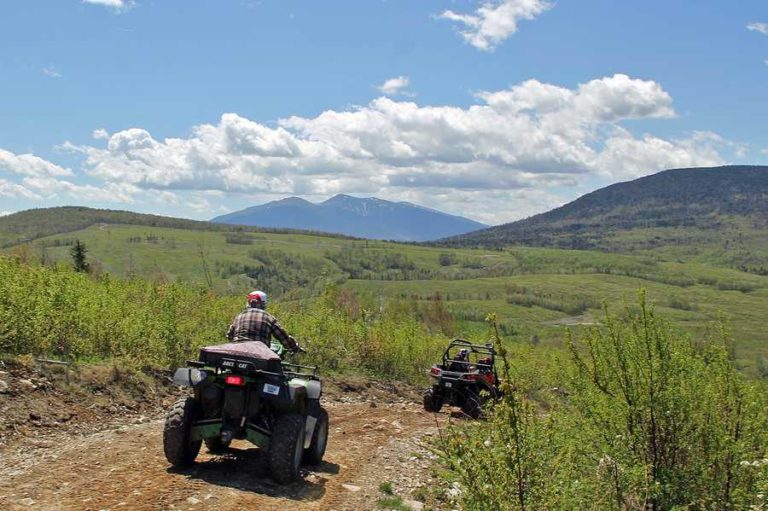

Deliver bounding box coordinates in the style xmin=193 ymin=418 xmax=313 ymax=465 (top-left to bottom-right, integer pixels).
xmin=0 ymin=0 xmax=766 ymax=224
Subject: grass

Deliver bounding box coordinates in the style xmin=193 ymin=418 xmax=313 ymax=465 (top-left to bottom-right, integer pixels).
xmin=377 ymin=496 xmax=412 ymax=511
xmin=4 ymin=221 xmax=768 ymax=373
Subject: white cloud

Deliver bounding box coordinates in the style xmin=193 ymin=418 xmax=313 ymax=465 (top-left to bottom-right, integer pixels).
xmin=82 ymin=0 xmax=136 ymax=12
xmin=0 ymin=179 xmax=41 ymax=200
xmin=593 ymin=129 xmax=724 ymax=180
xmin=21 ymin=177 xmax=138 ymax=203
xmin=0 ymin=149 xmax=73 ymax=177
xmin=92 ymin=128 xmax=110 ymax=140
xmin=747 ymin=22 xmax=768 ymax=35
xmin=377 ymin=76 xmax=411 ymax=96
xmin=0 ymin=211 xmax=13 ymax=217
xmin=439 ymin=0 xmax=552 ymax=51
xmin=42 ymin=66 xmax=62 ymax=79
xmin=49 ymin=73 xmax=728 ymax=223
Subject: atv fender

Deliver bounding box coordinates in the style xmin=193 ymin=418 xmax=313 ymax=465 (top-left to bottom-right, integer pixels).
xmin=172 ymin=368 xmax=208 ymax=387
xmin=305 ymin=380 xmax=322 ymax=400
xmin=288 ymin=380 xmax=308 ymax=402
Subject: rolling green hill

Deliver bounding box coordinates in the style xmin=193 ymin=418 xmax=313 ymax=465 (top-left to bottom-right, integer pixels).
xmin=0 ymin=206 xmax=354 ymax=248
xmin=3 ymin=179 xmax=768 ymax=373
xmin=3 ymin=221 xmax=765 ymax=372
xmin=441 ymin=165 xmax=768 ymax=269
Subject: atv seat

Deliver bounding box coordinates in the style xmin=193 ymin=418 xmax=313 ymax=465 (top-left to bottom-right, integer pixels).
xmin=199 ymin=341 xmax=282 ymax=373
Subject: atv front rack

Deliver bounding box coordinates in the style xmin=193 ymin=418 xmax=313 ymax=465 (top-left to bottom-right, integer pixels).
xmin=281 ymin=361 xmax=319 ymax=379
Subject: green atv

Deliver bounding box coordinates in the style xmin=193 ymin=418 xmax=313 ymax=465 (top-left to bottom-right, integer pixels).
xmin=163 ymin=341 xmax=329 ymax=484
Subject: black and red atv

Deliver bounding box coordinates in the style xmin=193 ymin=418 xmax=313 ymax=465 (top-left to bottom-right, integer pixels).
xmin=423 ymin=339 xmax=501 ymax=418
xmin=163 ymin=341 xmax=328 ymax=484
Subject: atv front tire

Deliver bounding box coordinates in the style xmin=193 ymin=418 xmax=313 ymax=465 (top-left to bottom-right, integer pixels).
xmin=204 ymin=436 xmax=232 ymax=454
xmin=269 ymin=413 xmax=306 ymax=484
xmin=163 ymin=396 xmax=202 ymax=466
xmin=423 ymin=388 xmax=443 ymax=413
xmin=304 ymin=407 xmax=329 ymax=465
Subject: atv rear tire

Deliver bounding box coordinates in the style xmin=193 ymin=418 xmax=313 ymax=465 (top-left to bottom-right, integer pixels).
xmin=269 ymin=413 xmax=306 ymax=484
xmin=163 ymin=396 xmax=202 ymax=466
xmin=423 ymin=388 xmax=442 ymax=413
xmin=461 ymin=393 xmax=483 ymax=419
xmin=204 ymin=436 xmax=231 ymax=454
xmin=304 ymin=407 xmax=329 ymax=465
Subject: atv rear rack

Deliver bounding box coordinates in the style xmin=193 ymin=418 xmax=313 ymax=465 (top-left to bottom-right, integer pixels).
xmin=186 ymin=358 xmax=320 ymax=381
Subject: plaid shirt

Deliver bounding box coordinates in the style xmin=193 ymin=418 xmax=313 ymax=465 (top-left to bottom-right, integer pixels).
xmin=226 ymin=307 xmax=298 ymax=350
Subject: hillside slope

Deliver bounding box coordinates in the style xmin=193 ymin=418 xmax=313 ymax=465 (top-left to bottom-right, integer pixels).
xmin=212 ymin=194 xmax=487 ymax=241
xmin=442 ymin=165 xmax=768 ymax=256
xmin=0 ymin=206 xmax=352 ymax=248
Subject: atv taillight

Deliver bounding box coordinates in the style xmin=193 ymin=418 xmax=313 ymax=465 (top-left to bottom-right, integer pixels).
xmin=430 ymin=367 xmax=442 ymax=377
xmin=225 ymin=375 xmax=245 ymax=386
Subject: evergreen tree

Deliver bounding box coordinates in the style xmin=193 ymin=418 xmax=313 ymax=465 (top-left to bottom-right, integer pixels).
xmin=71 ymin=239 xmax=90 ymax=273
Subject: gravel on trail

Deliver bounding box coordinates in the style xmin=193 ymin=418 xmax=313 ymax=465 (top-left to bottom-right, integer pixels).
xmin=0 ymin=362 xmax=457 ymax=510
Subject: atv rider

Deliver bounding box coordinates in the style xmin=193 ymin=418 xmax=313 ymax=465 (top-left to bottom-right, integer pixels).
xmin=227 ymin=290 xmax=301 ymax=353
xmin=448 ymin=348 xmax=470 ymax=372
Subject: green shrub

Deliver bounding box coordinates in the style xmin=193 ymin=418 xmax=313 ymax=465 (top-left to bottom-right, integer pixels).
xmin=0 ymin=257 xmax=446 ymax=382
xmin=438 ymin=252 xmax=458 ymax=266
xmin=436 ymin=293 xmax=768 ymax=510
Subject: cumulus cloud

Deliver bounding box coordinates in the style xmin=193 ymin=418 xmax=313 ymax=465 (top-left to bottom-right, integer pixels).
xmin=592 ymin=130 xmax=725 ymax=180
xmin=747 ymin=22 xmax=768 ymax=35
xmin=45 ymin=73 xmax=727 ymax=222
xmin=82 ymin=0 xmax=136 ymax=12
xmin=377 ymin=76 xmax=411 ymax=96
xmin=0 ymin=74 xmax=732 ymax=223
xmin=20 ymin=177 xmax=138 ymax=203
xmin=0 ymin=179 xmax=41 ymax=200
xmin=0 ymin=149 xmax=73 ymax=177
xmin=439 ymin=0 xmax=552 ymax=51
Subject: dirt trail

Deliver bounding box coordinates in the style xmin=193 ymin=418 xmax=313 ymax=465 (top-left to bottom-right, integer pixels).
xmin=0 ymin=400 xmax=447 ymax=511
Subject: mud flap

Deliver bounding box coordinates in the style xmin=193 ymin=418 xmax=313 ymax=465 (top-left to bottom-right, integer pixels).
xmin=303 ymin=415 xmax=317 ymax=449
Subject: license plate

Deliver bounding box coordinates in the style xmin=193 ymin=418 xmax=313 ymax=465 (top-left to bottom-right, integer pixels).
xmin=263 ymin=383 xmax=280 ymax=395
xmin=445 ymin=382 xmax=452 ymax=388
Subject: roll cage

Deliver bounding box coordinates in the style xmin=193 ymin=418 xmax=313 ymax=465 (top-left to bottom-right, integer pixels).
xmin=440 ymin=339 xmax=497 ymax=372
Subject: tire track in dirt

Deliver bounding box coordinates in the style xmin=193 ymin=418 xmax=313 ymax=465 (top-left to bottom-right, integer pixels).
xmin=0 ymin=402 xmax=443 ymax=511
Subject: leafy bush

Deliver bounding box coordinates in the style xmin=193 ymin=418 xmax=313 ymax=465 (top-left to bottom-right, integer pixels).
xmin=504 ymin=284 xmax=600 ymax=315
xmin=223 ymin=232 xmax=254 ymax=245
xmin=0 ymin=257 xmax=445 ymax=382
xmin=438 ymin=252 xmax=458 ymax=266
xmin=437 ymin=293 xmax=768 ymax=510
xmin=325 ymin=247 xmax=428 ymax=280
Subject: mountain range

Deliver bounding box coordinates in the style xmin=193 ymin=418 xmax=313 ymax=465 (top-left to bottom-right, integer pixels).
xmin=442 ymin=165 xmax=768 ymax=251
xmin=212 ymin=194 xmax=487 ymax=242
xmin=1 ymin=165 xmax=766 ymax=257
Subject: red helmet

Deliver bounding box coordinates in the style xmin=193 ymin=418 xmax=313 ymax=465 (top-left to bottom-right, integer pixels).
xmin=247 ymin=290 xmax=267 ymax=309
